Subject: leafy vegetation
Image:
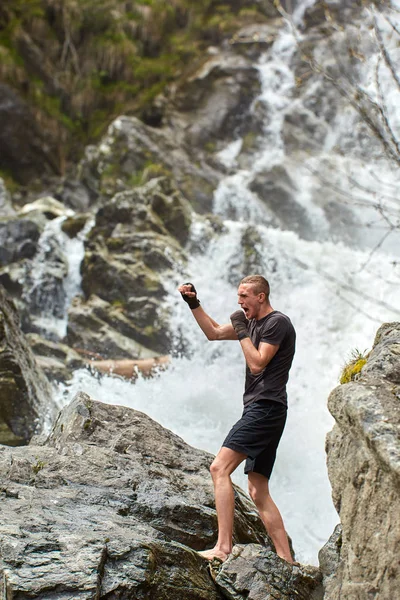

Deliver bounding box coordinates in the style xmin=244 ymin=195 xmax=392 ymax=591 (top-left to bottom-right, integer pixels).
xmin=340 ymin=348 xmax=369 ymax=384
xmin=0 ymin=0 xmax=274 ymax=180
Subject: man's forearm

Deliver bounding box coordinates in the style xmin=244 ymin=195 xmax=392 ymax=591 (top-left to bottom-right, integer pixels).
xmin=191 ymin=307 xmax=237 ymax=341
xmin=239 ymin=337 xmax=278 ymax=374
xmin=239 ymin=338 xmax=264 ymax=372
xmin=191 ymin=306 xmax=221 ymax=340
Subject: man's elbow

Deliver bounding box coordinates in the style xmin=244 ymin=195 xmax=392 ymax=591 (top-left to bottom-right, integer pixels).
xmin=205 ymin=331 xmax=217 ymax=341
xmin=249 ymin=363 xmax=264 ymax=375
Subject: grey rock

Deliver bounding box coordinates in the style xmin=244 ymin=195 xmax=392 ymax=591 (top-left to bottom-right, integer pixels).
xmin=249 ymin=166 xmax=315 ymax=240
xmin=0 ymin=285 xmax=57 ymax=444
xmin=229 ymin=22 xmax=281 ymax=60
xmin=79 ymin=115 xmax=220 ymax=213
xmin=69 ymin=177 xmax=190 ymax=356
xmin=0 ymin=392 xmax=273 ymax=599
xmin=67 ymin=294 xmax=167 ymax=359
xmin=58 ymin=179 xmax=92 ymax=212
xmin=0 ymin=218 xmax=41 ymax=267
xmin=324 ymin=322 xmax=400 ymax=599
xmin=283 ymin=107 xmax=329 ymax=154
xmin=26 ymin=334 xmax=86 ymax=382
xmin=318 ymin=524 xmax=342 ymax=597
xmin=302 ymin=0 xmax=368 ymax=31
xmin=0 ymin=178 xmax=15 ymax=217
xmin=167 ymin=52 xmax=261 ymax=149
xmin=215 ymin=544 xmax=323 ymax=599
xmin=363 ymin=321 xmax=400 ymax=384
xmin=18 ymin=196 xmax=74 ymax=220
xmin=0 ymin=260 xmax=30 ymax=305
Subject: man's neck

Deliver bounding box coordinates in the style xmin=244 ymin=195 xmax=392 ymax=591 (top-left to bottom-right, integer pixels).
xmin=255 ymin=305 xmax=275 ymax=321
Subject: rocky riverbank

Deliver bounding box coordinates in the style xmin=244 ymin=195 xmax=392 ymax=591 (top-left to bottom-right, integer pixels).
xmin=1 ymin=280 xmax=399 ymax=597
xmin=0 ymin=393 xmax=322 ymax=599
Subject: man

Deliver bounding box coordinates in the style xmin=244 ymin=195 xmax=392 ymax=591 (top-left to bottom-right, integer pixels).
xmin=178 ymin=275 xmax=295 ymax=564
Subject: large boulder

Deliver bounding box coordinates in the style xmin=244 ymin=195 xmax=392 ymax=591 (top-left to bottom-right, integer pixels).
xmin=67 ymin=177 xmax=191 ymax=357
xmin=0 ymin=286 xmax=57 ymax=445
xmin=323 ymin=322 xmax=400 ymax=599
xmin=0 ymin=392 xmax=274 ymax=599
xmin=166 ymin=51 xmax=261 ymax=150
xmin=79 ymin=115 xmax=220 ymax=213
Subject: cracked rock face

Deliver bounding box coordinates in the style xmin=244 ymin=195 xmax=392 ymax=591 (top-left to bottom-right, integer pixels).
xmin=323 ymin=322 xmax=400 ymax=599
xmin=0 ymin=286 xmax=56 ymax=445
xmin=0 ymin=393 xmax=272 ymax=599
xmin=215 ymin=544 xmax=322 ymax=600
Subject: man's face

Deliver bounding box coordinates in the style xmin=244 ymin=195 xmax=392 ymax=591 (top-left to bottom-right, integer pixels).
xmin=237 ymin=284 xmax=263 ymax=319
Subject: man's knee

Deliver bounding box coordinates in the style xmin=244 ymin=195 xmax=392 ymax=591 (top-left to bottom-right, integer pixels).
xmin=210 ymin=458 xmax=226 ymax=480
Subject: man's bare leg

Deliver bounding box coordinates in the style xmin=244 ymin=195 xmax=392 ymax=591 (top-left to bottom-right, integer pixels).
xmin=198 ymin=447 xmax=247 ymax=562
xmin=248 ymin=472 xmax=293 ymax=563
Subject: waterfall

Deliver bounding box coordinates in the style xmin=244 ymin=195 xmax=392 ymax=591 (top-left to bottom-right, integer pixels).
xmin=54 ymin=3 xmax=400 ymax=564
xmin=23 ymin=216 xmax=94 ymax=339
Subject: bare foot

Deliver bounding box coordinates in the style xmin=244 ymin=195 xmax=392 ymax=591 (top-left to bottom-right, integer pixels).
xmin=198 ymin=548 xmax=228 ymax=562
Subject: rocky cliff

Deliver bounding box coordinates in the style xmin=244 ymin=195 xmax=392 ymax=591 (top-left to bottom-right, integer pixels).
xmin=0 ymin=286 xmax=58 ymax=445
xmin=320 ymin=322 xmax=400 ymax=599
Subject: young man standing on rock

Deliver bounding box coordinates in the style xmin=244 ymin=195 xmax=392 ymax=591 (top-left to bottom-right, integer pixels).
xmin=178 ymin=275 xmax=295 ymax=564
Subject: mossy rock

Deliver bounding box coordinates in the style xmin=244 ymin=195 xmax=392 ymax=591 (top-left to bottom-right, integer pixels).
xmin=340 ymin=355 xmax=368 ymax=384
xmin=61 ymin=214 xmax=89 ymax=239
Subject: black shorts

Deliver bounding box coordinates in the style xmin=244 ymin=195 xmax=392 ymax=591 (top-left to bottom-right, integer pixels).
xmin=222 ymin=399 xmax=287 ymax=480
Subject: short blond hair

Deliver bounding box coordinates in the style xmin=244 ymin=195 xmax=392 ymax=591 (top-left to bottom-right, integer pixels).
xmin=240 ymin=275 xmax=270 ymax=299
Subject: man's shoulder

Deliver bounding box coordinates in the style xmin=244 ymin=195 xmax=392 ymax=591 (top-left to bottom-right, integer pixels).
xmin=261 ymin=311 xmax=295 ymax=336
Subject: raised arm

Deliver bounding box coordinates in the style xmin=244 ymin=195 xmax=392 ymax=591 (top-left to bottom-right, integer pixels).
xmin=178 ymin=283 xmax=237 ymax=341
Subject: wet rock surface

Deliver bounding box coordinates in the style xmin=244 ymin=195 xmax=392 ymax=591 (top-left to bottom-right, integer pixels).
xmin=26 ymin=333 xmax=86 ymax=382
xmin=0 ymin=178 xmax=15 ymax=217
xmin=0 ymin=393 xmax=274 ymax=599
xmin=0 ymin=217 xmax=41 ymax=267
xmin=0 ymin=286 xmax=57 ymax=444
xmin=68 ymin=176 xmax=191 ymax=357
xmin=324 ymin=322 xmax=400 ymax=599
xmin=215 ymin=544 xmax=323 ymax=600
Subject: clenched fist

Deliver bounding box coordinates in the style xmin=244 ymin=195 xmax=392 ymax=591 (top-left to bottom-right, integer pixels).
xmin=178 ymin=282 xmax=201 ymax=310
xmin=230 ymin=309 xmax=249 ymax=341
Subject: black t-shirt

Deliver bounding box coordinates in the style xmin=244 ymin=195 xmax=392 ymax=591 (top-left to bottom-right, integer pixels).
xmin=243 ymin=311 xmax=296 ymax=407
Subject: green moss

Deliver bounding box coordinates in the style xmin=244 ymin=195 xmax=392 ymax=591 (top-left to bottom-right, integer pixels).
xmin=107 ymin=237 xmax=125 ymax=251
xmin=32 ymin=458 xmax=46 ymax=475
xmin=241 ymin=131 xmax=257 ymax=153
xmin=1 ymin=0 xmax=270 ymax=179
xmin=142 ymin=163 xmax=172 ymax=181
xmin=0 ymin=168 xmax=20 ymax=193
xmin=340 ymin=349 xmax=369 ymax=384
xmin=204 ymin=141 xmax=217 ymax=153
xmin=111 ymin=298 xmax=126 ymax=308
